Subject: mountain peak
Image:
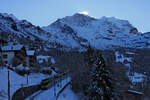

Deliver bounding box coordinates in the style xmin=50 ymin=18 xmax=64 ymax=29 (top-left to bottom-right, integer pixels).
xmin=0 ymin=13 xmax=19 ymax=22
xmin=72 ymin=13 xmax=96 ymax=20
xmin=73 ymin=12 xmax=90 ymax=17
xmin=52 ymin=13 xmax=96 ymax=27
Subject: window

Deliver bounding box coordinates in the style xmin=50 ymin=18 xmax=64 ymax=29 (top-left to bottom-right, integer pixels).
xmin=3 ymin=54 xmax=7 ymax=59
xmin=4 ymin=61 xmax=7 ymax=64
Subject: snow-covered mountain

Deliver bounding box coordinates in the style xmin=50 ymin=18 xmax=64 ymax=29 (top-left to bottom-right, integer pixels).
xmin=0 ymin=13 xmax=54 ymax=51
xmin=0 ymin=13 xmax=51 ymax=41
xmin=1 ymin=12 xmax=150 ymax=50
xmin=43 ymin=13 xmax=150 ymax=50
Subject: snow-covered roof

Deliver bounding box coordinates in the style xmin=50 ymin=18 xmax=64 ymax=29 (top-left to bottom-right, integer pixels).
xmin=36 ymin=55 xmax=50 ymax=60
xmin=1 ymin=44 xmax=24 ymax=51
xmin=26 ymin=50 xmax=35 ymax=56
xmin=127 ymin=90 xmax=144 ymax=95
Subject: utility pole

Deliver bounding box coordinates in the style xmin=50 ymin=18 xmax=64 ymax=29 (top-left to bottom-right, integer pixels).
xmin=54 ymin=76 xmax=56 ymax=97
xmin=26 ymin=74 xmax=29 ymax=85
xmin=8 ymin=68 xmax=10 ymax=100
xmin=66 ymin=72 xmax=68 ymax=83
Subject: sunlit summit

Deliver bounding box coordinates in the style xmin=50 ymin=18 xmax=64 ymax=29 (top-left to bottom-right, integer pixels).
xmin=79 ymin=11 xmax=89 ymax=15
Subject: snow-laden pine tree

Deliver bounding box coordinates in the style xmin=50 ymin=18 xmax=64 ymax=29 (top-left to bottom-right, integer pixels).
xmin=85 ymin=46 xmax=115 ymax=100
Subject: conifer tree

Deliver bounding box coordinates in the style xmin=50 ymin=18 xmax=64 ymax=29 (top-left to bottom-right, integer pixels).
xmin=85 ymin=46 xmax=114 ymax=100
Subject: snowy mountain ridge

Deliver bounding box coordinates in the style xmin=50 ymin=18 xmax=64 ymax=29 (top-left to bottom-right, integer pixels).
xmin=1 ymin=12 xmax=150 ymax=50
xmin=43 ymin=13 xmax=150 ymax=50
xmin=0 ymin=13 xmax=51 ymax=41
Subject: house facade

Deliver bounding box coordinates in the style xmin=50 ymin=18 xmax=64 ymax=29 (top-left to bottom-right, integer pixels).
xmin=1 ymin=50 xmax=15 ymax=64
xmin=128 ymin=72 xmax=147 ymax=90
xmin=26 ymin=50 xmax=36 ymax=66
xmin=0 ymin=44 xmax=36 ymax=67
xmin=1 ymin=44 xmax=26 ymax=65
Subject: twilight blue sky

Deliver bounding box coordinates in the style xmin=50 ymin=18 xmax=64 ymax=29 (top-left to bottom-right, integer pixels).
xmin=0 ymin=0 xmax=149 ymax=32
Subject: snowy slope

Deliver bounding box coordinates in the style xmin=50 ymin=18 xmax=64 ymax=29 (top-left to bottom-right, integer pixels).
xmin=57 ymin=86 xmax=78 ymax=100
xmin=0 ymin=13 xmax=51 ymax=41
xmin=0 ymin=13 xmax=53 ymax=51
xmin=0 ymin=67 xmax=50 ymax=100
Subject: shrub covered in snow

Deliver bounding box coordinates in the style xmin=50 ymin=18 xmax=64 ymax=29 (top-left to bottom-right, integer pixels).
xmin=15 ymin=64 xmax=30 ymax=75
xmin=37 ymin=55 xmax=50 ymax=64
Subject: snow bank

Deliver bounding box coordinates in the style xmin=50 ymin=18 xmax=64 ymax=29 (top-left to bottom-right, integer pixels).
xmin=37 ymin=55 xmax=56 ymax=65
xmin=0 ymin=67 xmax=50 ymax=100
xmin=0 ymin=67 xmax=26 ymax=100
xmin=57 ymin=85 xmax=78 ymax=100
xmin=115 ymin=51 xmax=132 ymax=64
xmin=37 ymin=55 xmax=50 ymax=64
xmin=26 ymin=50 xmax=35 ymax=56
xmin=51 ymin=58 xmax=55 ymax=64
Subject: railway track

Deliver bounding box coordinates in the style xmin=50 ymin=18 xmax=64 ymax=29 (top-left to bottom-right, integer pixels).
xmin=12 ymin=72 xmax=68 ymax=100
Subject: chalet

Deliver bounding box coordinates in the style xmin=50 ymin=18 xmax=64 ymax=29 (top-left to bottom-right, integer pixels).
xmin=128 ymin=72 xmax=147 ymax=89
xmin=0 ymin=44 xmax=26 ymax=65
xmin=0 ymin=44 xmax=36 ymax=67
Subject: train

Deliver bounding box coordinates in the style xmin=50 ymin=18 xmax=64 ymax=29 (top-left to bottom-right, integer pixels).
xmin=40 ymin=72 xmax=67 ymax=90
